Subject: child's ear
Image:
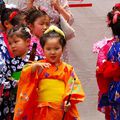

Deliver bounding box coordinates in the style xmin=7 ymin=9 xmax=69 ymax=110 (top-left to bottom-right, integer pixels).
xmin=28 ymin=24 xmax=33 ymax=31
xmin=4 ymin=20 xmax=12 ymax=30
xmin=26 ymin=38 xmax=30 ymax=47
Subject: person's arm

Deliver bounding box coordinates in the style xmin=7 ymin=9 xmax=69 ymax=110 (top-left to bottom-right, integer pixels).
xmin=51 ymin=0 xmax=72 ymax=22
xmin=31 ymin=62 xmax=51 ymax=74
xmin=26 ymin=0 xmax=34 ymax=9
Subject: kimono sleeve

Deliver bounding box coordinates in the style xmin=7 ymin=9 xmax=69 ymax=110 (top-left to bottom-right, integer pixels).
xmin=63 ymin=68 xmax=85 ymax=104
xmin=14 ymin=64 xmax=39 ymax=120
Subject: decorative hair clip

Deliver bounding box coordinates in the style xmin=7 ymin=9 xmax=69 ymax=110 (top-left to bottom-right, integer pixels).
xmin=44 ymin=25 xmax=65 ymax=38
xmin=24 ymin=27 xmax=31 ymax=36
xmin=9 ymin=11 xmax=18 ymax=21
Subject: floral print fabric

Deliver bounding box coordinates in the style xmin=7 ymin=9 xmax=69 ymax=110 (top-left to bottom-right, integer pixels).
xmin=0 ymin=51 xmax=42 ymax=120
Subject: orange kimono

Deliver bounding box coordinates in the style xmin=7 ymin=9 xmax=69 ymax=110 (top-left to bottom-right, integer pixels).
xmin=14 ymin=60 xmax=85 ymax=120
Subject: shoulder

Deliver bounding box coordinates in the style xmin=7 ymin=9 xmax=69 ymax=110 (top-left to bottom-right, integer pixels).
xmin=62 ymin=62 xmax=73 ymax=71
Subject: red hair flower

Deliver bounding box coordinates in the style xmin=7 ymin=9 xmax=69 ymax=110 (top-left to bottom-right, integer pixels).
xmin=9 ymin=11 xmax=18 ymax=21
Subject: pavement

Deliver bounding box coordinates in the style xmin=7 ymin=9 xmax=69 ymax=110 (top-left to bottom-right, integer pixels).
xmin=4 ymin=0 xmax=120 ymax=119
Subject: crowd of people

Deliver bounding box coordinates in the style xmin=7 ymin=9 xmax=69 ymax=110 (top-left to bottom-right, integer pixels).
xmin=1 ymin=0 xmax=120 ymax=120
xmin=0 ymin=0 xmax=85 ymax=120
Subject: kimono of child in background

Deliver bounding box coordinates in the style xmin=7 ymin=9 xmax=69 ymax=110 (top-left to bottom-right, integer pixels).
xmin=0 ymin=25 xmax=43 ymax=120
xmin=0 ymin=0 xmax=10 ymax=69
xmin=93 ymin=3 xmax=120 ymax=120
xmin=14 ymin=25 xmax=85 ymax=120
xmin=26 ymin=8 xmax=50 ymax=57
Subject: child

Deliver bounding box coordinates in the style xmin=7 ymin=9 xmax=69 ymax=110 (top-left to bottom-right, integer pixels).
xmin=14 ymin=25 xmax=85 ymax=120
xmin=96 ymin=11 xmax=120 ymax=120
xmin=0 ymin=25 xmax=42 ymax=120
xmin=1 ymin=8 xmax=20 ymax=57
xmin=26 ymin=8 xmax=50 ymax=57
xmin=1 ymin=7 xmax=28 ymax=58
xmin=93 ymin=10 xmax=119 ymax=120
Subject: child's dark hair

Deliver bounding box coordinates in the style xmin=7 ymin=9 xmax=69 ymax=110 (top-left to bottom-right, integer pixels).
xmin=1 ymin=8 xmax=20 ymax=28
xmin=16 ymin=10 xmax=28 ymax=24
xmin=40 ymin=31 xmax=66 ymax=49
xmin=8 ymin=24 xmax=31 ymax=40
xmin=107 ymin=11 xmax=120 ymax=36
xmin=26 ymin=7 xmax=48 ymax=24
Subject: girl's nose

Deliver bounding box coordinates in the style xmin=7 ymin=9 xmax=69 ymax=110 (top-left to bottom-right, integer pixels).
xmin=43 ymin=24 xmax=48 ymax=31
xmin=11 ymin=43 xmax=16 ymax=49
xmin=51 ymin=50 xmax=55 ymax=54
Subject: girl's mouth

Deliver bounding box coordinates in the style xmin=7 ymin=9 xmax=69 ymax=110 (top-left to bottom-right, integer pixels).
xmin=50 ymin=56 xmax=56 ymax=59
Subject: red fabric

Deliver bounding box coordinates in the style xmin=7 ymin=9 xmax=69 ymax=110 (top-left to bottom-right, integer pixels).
xmin=105 ymin=107 xmax=111 ymax=120
xmin=103 ymin=61 xmax=120 ymax=81
xmin=96 ymin=61 xmax=120 ymax=94
xmin=96 ymin=61 xmax=112 ymax=94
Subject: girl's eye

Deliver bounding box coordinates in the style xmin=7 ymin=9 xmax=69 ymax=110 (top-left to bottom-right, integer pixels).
xmin=8 ymin=42 xmax=11 ymax=45
xmin=46 ymin=48 xmax=51 ymax=51
xmin=14 ymin=41 xmax=19 ymax=44
xmin=55 ymin=48 xmax=60 ymax=50
xmin=39 ymin=22 xmax=44 ymax=25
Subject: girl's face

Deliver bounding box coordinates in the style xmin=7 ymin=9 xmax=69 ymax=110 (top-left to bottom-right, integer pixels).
xmin=30 ymin=15 xmax=50 ymax=38
xmin=8 ymin=35 xmax=30 ymax=58
xmin=43 ymin=38 xmax=63 ymax=64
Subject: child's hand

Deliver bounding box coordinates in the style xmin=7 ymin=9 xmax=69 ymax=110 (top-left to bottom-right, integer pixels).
xmin=51 ymin=0 xmax=61 ymax=11
xmin=32 ymin=63 xmax=51 ymax=73
xmin=64 ymin=101 xmax=71 ymax=112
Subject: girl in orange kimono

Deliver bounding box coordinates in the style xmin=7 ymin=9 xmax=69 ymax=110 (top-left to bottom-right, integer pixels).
xmin=14 ymin=25 xmax=85 ymax=120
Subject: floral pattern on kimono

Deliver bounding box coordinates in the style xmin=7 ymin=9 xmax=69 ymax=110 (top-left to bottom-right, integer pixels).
xmin=0 ymin=51 xmax=43 ymax=120
xmin=30 ymin=35 xmax=44 ymax=57
xmin=105 ymin=41 xmax=120 ymax=120
xmin=14 ymin=60 xmax=85 ymax=120
xmin=0 ymin=33 xmax=10 ymax=70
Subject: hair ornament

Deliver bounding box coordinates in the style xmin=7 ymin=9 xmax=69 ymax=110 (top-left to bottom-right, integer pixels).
xmin=24 ymin=27 xmax=30 ymax=33
xmin=115 ymin=3 xmax=120 ymax=9
xmin=9 ymin=11 xmax=18 ymax=21
xmin=44 ymin=25 xmax=65 ymax=38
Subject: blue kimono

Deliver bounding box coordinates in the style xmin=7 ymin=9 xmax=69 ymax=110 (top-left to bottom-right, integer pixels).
xmin=0 ymin=33 xmax=10 ymax=70
xmin=107 ymin=41 xmax=120 ymax=120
